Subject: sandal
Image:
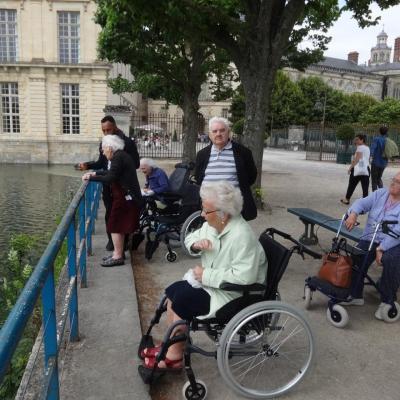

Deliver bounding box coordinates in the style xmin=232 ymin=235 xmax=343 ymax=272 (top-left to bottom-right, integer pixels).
xmin=340 ymin=199 xmax=350 ymax=205
xmin=143 ymin=356 xmax=183 ymax=372
xmin=140 ymin=345 xmax=162 ymax=359
xmin=100 ymin=257 xmax=125 ymax=267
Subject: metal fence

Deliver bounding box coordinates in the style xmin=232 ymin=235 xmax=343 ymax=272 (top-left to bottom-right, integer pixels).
xmin=0 ymin=181 xmax=101 ymax=400
xmin=130 ymin=113 xmax=210 ymax=158
xmin=269 ymin=123 xmax=400 ymax=163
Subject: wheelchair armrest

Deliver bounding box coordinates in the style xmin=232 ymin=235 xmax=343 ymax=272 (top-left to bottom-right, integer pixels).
xmin=219 ymin=282 xmax=266 ymax=292
xmin=162 ymin=192 xmax=183 ymax=202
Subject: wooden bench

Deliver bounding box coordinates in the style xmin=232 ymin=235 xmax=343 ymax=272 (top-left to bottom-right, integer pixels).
xmin=287 ymin=208 xmax=363 ymax=245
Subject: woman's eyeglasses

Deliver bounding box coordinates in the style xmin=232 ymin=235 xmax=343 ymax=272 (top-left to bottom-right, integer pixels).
xmin=201 ymin=208 xmax=219 ymax=215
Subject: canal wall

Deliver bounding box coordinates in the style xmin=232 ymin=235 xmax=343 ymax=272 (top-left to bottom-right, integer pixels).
xmin=0 ymin=137 xmax=100 ymax=164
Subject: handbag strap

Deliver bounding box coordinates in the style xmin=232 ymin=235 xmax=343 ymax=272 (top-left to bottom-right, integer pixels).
xmin=331 ymin=237 xmax=350 ymax=256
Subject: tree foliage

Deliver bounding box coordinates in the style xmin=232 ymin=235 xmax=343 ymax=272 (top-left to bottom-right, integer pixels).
xmin=95 ymin=0 xmax=235 ymax=162
xmin=359 ymin=98 xmax=400 ymax=124
xmin=163 ymin=0 xmax=400 ymax=184
xmin=229 ymin=73 xmax=381 ymax=129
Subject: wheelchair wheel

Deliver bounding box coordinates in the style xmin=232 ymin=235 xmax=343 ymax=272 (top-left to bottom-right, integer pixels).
xmin=180 ymin=211 xmax=204 ymax=257
xmin=182 ymin=379 xmax=207 ymax=400
xmin=206 ymin=292 xmax=281 ymax=347
xmin=382 ymin=302 xmax=400 ymax=323
xmin=165 ymin=251 xmax=178 ymax=262
xmin=326 ymin=304 xmax=349 ymax=328
xmin=217 ymin=301 xmax=314 ymax=399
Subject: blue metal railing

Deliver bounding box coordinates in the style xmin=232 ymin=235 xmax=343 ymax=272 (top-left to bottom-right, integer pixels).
xmin=0 ymin=180 xmax=101 ymax=400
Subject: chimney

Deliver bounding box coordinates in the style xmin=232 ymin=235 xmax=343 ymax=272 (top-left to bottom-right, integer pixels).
xmin=394 ymin=37 xmax=400 ymax=62
xmin=347 ymin=51 xmax=359 ymax=64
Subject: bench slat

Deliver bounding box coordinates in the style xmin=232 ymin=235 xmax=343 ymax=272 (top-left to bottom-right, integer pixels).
xmin=288 ymin=207 xmax=363 ymax=242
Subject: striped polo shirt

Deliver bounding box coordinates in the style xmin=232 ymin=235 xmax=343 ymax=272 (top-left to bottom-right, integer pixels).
xmin=203 ymin=141 xmax=239 ymax=186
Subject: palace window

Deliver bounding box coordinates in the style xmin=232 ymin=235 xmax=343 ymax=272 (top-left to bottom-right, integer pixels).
xmin=61 ymin=84 xmax=80 ymax=134
xmin=0 ymin=82 xmax=20 ymax=133
xmin=0 ymin=9 xmax=17 ymax=62
xmin=58 ymin=11 xmax=80 ymax=64
xmin=222 ymin=108 xmax=229 ymax=118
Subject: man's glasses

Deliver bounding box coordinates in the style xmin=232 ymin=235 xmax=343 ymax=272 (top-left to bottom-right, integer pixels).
xmin=391 ymin=178 xmax=400 ymax=185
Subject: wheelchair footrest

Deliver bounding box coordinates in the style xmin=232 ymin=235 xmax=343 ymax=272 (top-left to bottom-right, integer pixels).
xmin=138 ymin=335 xmax=155 ymax=360
xmin=138 ymin=365 xmax=165 ymax=384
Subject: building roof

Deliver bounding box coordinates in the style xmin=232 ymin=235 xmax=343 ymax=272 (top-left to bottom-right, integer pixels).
xmin=310 ymin=57 xmax=376 ymax=75
xmin=366 ymin=62 xmax=400 ymax=72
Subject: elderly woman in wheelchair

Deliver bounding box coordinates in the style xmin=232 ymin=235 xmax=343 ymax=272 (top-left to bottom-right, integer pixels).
xmin=138 ymin=181 xmax=316 ymax=399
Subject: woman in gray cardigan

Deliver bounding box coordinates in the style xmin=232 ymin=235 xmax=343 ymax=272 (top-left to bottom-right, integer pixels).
xmin=141 ymin=181 xmax=266 ymax=371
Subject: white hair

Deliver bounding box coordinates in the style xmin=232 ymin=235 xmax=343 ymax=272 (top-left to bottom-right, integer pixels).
xmin=102 ymin=134 xmax=125 ymax=152
xmin=208 ymin=116 xmax=230 ymax=132
xmin=140 ymin=158 xmax=158 ymax=168
xmin=200 ymin=181 xmax=243 ymax=218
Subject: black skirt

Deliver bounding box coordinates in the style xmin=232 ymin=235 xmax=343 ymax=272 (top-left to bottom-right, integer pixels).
xmin=165 ymin=280 xmax=211 ymax=320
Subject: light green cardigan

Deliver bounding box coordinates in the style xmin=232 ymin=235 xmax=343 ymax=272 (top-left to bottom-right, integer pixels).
xmin=184 ymin=215 xmax=267 ymax=319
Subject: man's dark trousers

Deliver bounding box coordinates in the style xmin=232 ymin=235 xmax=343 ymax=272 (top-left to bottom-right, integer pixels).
xmin=371 ymin=164 xmax=385 ymax=191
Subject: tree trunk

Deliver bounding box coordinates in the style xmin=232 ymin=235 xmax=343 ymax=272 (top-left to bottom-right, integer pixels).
xmin=240 ymin=65 xmax=279 ymax=188
xmin=181 ymin=90 xmax=200 ymax=163
xmin=181 ymin=45 xmax=205 ymax=163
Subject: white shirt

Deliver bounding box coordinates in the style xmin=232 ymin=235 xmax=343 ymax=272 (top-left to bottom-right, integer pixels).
xmin=355 ymin=144 xmax=370 ymax=175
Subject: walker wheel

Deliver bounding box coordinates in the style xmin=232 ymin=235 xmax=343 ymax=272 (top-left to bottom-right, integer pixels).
xmin=182 ymin=379 xmax=207 ymax=400
xmin=165 ymin=251 xmax=177 ymax=262
xmin=327 ymin=304 xmax=349 ymax=328
xmin=304 ymin=285 xmax=312 ymax=310
xmin=382 ymin=302 xmax=400 ymax=323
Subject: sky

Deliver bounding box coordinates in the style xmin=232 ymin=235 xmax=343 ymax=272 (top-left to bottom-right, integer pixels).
xmin=318 ymin=3 xmax=400 ymax=65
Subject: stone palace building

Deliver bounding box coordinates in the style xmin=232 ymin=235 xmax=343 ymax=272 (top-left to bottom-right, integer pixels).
xmin=0 ymin=0 xmax=111 ymax=163
xmin=286 ymin=30 xmax=400 ymax=101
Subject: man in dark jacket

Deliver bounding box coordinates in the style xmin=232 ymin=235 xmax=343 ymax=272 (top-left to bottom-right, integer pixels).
xmin=194 ymin=116 xmax=257 ymax=221
xmin=78 ymin=115 xmax=140 ymax=250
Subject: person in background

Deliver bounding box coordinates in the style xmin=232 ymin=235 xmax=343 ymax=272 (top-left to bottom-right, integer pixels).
xmin=77 ymin=116 xmax=140 ymax=251
xmin=340 ymin=134 xmax=370 ymax=205
xmin=194 ymin=116 xmax=258 ymax=221
xmin=139 ymin=158 xmax=170 ymax=197
xmin=370 ymin=126 xmax=388 ymax=191
xmin=344 ymin=172 xmax=400 ymax=321
xmin=82 ymin=135 xmax=142 ymax=267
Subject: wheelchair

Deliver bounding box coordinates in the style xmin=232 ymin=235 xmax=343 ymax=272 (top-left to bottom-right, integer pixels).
xmin=304 ymin=215 xmax=400 ymax=328
xmin=138 ymin=228 xmax=320 ymax=399
xmin=137 ymin=162 xmax=204 ymax=262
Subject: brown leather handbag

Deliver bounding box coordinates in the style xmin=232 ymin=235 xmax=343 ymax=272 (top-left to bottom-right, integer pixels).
xmin=318 ymin=252 xmax=352 ymax=288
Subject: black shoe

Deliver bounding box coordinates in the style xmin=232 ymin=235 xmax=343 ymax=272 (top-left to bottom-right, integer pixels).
xmin=106 ymin=240 xmax=114 ymax=251
xmin=101 ymin=257 xmax=125 ymax=267
xmin=132 ymin=233 xmax=145 ymax=250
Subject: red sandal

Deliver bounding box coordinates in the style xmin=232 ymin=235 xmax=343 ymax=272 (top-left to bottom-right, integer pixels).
xmin=143 ymin=356 xmax=183 ymax=372
xmin=140 ymin=345 xmax=162 ymax=359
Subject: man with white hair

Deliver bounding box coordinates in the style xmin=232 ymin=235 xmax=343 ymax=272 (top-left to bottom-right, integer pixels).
xmin=139 ymin=158 xmax=170 ymax=197
xmin=194 ymin=116 xmax=257 ymax=220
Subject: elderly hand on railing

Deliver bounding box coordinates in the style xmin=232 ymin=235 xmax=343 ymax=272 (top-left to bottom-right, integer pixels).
xmin=82 ymin=172 xmax=96 ymax=181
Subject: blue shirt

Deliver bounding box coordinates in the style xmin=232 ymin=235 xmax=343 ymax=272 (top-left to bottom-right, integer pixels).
xmin=349 ymin=188 xmax=400 ymax=251
xmin=145 ymin=167 xmax=169 ymax=194
xmin=370 ymin=135 xmax=388 ymax=168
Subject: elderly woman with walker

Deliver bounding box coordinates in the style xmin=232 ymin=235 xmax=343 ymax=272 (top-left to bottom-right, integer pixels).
xmin=344 ymin=172 xmax=400 ymax=321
